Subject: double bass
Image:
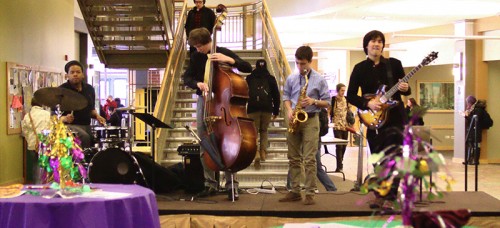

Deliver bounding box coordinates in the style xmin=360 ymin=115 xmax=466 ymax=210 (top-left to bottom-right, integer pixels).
xmin=202 ymin=5 xmax=256 ymax=172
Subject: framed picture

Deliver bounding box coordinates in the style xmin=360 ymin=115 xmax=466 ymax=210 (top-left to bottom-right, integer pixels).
xmin=416 ymin=81 xmax=454 ymax=112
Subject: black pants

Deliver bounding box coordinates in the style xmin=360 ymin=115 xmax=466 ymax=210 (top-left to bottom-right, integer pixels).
xmin=367 ymin=127 xmax=404 ymax=201
xmin=333 ymin=130 xmax=348 ymax=170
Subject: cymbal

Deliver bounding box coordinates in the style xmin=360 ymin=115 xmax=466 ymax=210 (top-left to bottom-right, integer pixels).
xmin=34 ymin=87 xmax=88 ymax=111
xmin=116 ymin=106 xmax=146 ymax=111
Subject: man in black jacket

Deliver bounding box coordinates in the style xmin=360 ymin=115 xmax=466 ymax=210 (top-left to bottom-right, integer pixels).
xmin=246 ymin=59 xmax=280 ymax=165
xmin=463 ymin=95 xmax=492 ymax=165
xmin=185 ymin=0 xmax=215 ymax=53
xmin=347 ymin=30 xmax=411 ymax=209
xmin=183 ymin=27 xmax=252 ymax=200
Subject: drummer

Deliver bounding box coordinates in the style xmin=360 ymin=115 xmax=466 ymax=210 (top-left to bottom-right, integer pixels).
xmin=59 ymin=60 xmax=106 ymax=148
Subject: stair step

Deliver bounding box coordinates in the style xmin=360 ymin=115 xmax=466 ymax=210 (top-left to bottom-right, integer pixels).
xmin=163 ymin=147 xmax=288 ymax=154
xmin=171 ymin=117 xmax=196 ymax=122
xmin=167 ymin=127 xmax=286 ymax=133
xmin=176 ymin=98 xmax=197 ymax=103
xmin=173 ymin=108 xmax=196 ymax=113
xmin=91 ymin=20 xmax=161 ymax=27
xmin=164 ymin=137 xmax=287 ymax=143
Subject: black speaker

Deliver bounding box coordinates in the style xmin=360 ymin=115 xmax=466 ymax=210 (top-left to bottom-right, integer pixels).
xmin=183 ymin=154 xmax=205 ymax=193
xmin=132 ymin=152 xmax=182 ymax=193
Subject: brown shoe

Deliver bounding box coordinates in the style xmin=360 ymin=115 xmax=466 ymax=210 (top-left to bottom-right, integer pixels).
xmin=260 ymin=150 xmax=266 ymax=162
xmin=279 ymin=192 xmax=302 ymax=202
xmin=304 ymin=195 xmax=315 ymax=205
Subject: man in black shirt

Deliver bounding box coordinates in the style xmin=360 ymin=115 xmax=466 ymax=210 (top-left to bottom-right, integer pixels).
xmin=346 ymin=30 xmax=411 ymax=208
xmin=59 ymin=60 xmax=106 ymax=148
xmin=185 ymin=0 xmax=215 ymax=53
xmin=183 ymin=27 xmax=252 ymax=200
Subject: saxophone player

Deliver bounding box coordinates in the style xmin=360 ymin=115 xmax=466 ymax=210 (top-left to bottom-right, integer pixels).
xmin=279 ymin=46 xmax=330 ymax=205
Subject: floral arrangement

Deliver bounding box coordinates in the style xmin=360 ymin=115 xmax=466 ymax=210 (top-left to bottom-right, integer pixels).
xmin=361 ymin=111 xmax=455 ymax=225
xmin=37 ymin=116 xmax=87 ymax=189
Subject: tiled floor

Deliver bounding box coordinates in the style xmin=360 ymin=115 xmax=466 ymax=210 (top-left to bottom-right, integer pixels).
xmin=319 ymin=146 xmax=500 ymax=200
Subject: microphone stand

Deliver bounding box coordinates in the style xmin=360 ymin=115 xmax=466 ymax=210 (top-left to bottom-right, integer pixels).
xmin=464 ymin=115 xmax=479 ymax=192
xmin=348 ymin=125 xmax=365 ymax=192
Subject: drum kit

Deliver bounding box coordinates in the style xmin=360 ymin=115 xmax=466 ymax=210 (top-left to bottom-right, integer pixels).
xmin=34 ymin=87 xmax=148 ymax=186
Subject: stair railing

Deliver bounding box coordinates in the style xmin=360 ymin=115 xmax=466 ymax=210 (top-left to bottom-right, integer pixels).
xmin=153 ymin=1 xmax=188 ymax=162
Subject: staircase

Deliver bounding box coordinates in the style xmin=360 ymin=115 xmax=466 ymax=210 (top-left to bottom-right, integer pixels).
xmin=77 ymin=0 xmax=293 ymax=188
xmin=77 ymin=0 xmax=176 ymax=68
xmin=151 ymin=1 xmax=293 ymax=188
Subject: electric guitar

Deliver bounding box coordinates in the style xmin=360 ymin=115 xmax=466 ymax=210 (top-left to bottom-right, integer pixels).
xmin=358 ymin=51 xmax=438 ymax=130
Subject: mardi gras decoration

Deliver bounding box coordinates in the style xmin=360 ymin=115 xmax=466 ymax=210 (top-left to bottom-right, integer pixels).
xmin=38 ymin=116 xmax=87 ymax=189
xmin=362 ymin=109 xmax=455 ymax=226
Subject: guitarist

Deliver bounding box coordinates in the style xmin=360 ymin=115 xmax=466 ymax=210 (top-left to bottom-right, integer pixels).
xmin=346 ymin=30 xmax=411 ymax=209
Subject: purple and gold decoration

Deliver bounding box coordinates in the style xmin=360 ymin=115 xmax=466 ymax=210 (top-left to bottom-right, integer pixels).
xmin=362 ymin=111 xmax=455 ymax=226
xmin=38 ymin=116 xmax=87 ymax=189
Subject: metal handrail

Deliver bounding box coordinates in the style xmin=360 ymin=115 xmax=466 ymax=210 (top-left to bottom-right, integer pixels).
xmin=153 ymin=0 xmax=188 ymax=162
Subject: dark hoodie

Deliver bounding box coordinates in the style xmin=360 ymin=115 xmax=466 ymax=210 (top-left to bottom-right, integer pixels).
xmin=245 ymin=60 xmax=280 ymax=115
xmin=466 ymin=100 xmax=488 ymax=142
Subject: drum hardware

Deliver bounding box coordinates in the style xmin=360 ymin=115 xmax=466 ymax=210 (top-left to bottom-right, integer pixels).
xmin=131 ymin=112 xmax=172 ymax=193
xmin=33 ymin=87 xmax=88 ymax=111
xmin=88 ymin=148 xmax=147 ymax=185
xmin=116 ymin=105 xmax=146 ymax=112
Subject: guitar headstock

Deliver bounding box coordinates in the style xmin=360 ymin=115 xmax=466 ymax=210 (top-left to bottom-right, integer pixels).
xmin=421 ymin=51 xmax=439 ymax=66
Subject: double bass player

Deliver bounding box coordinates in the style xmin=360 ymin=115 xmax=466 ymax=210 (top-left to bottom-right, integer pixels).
xmin=183 ymin=27 xmax=252 ymax=200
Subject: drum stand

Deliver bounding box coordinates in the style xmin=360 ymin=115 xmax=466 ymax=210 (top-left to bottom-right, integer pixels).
xmin=131 ymin=112 xmax=172 ymax=193
xmin=121 ymin=109 xmax=150 ymax=188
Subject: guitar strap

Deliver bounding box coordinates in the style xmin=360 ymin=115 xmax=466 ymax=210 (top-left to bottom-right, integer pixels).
xmin=385 ymin=58 xmax=394 ymax=90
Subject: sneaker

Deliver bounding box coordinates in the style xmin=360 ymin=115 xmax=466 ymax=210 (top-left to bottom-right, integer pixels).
xmin=304 ymin=195 xmax=315 ymax=205
xmin=227 ymin=188 xmax=239 ymax=201
xmin=254 ymin=160 xmax=261 ymax=169
xmin=279 ymin=192 xmax=302 ymax=202
xmin=196 ymin=186 xmax=217 ymax=198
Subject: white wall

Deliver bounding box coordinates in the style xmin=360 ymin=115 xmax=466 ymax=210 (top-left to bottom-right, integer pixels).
xmin=483 ymin=30 xmax=500 ymax=61
xmin=390 ymin=39 xmax=456 ymax=67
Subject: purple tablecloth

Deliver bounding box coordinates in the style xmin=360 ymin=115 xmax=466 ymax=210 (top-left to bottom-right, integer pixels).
xmin=0 ymin=184 xmax=160 ymax=228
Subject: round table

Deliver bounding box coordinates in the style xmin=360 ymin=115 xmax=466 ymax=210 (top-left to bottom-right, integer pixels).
xmin=0 ymin=184 xmax=160 ymax=228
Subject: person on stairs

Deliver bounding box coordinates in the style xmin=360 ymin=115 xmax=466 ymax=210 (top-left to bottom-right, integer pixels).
xmin=246 ymin=59 xmax=280 ymax=167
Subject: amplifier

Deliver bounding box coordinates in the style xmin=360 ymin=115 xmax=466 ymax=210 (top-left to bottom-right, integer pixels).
xmin=177 ymin=143 xmax=200 ymax=156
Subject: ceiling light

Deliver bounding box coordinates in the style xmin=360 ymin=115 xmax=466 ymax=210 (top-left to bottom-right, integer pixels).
xmin=392 ymin=33 xmax=500 ymax=40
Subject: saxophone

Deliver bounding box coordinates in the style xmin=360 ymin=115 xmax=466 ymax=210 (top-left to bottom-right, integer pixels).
xmin=288 ymin=70 xmax=309 ymax=133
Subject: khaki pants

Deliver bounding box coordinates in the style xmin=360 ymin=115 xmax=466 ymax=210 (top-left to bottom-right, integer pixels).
xmin=287 ymin=115 xmax=319 ymax=195
xmin=247 ymin=111 xmax=273 ymax=155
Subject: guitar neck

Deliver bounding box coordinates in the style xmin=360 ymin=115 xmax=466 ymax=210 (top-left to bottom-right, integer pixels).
xmin=383 ymin=63 xmax=423 ymax=100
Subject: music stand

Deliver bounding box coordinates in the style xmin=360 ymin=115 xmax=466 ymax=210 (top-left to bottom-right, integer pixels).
xmin=132 ymin=113 xmax=172 ymax=193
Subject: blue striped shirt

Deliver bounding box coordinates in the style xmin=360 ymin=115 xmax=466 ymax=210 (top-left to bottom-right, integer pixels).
xmin=283 ymin=69 xmax=330 ymax=113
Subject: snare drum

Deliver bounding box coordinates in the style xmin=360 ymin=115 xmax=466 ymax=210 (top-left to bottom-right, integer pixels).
xmin=93 ymin=126 xmax=128 ymax=140
xmin=88 ymin=148 xmax=139 ymax=184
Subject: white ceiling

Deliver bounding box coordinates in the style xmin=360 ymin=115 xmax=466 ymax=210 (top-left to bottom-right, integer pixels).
xmin=216 ymin=0 xmax=500 ymax=48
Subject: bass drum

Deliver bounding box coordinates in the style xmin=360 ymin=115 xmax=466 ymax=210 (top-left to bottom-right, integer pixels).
xmin=88 ymin=148 xmax=139 ymax=184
